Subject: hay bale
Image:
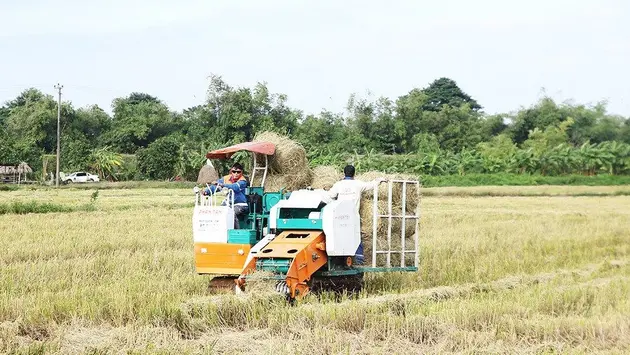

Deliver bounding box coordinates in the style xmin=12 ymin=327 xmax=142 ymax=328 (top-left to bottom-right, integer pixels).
xmin=197 ymin=164 xmax=219 ymax=184
xmin=311 ymin=165 xmax=343 ymax=190
xmin=263 ymin=169 xmax=314 ymax=192
xmin=251 ymin=131 xmax=314 ymax=191
xmin=294 ymin=168 xmax=315 ymax=190
xmin=253 ymin=131 xmax=309 ymax=175
xmin=263 ymin=175 xmax=288 ymax=192
xmin=356 ymin=171 xmax=420 ymax=213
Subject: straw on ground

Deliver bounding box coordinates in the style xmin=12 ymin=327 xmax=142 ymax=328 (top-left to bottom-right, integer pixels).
xmin=1 ymin=185 xmax=629 ymax=354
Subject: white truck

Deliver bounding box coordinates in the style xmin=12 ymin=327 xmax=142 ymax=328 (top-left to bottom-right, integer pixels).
xmin=62 ymin=172 xmax=100 ymax=184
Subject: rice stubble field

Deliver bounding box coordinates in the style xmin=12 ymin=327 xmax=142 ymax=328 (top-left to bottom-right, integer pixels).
xmin=1 ymin=185 xmax=629 ymax=354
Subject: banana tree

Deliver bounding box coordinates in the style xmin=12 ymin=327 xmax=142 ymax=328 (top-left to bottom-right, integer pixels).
xmin=597 ymin=141 xmax=630 ymax=175
xmin=88 ymin=146 xmax=123 ymax=181
xmin=174 ymin=144 xmax=206 ymax=181
xmin=452 ymin=148 xmax=482 ymax=175
xmin=508 ymin=148 xmax=538 ymax=174
xmin=577 ymin=142 xmax=609 ymax=175
xmin=540 ymin=143 xmax=575 ymax=175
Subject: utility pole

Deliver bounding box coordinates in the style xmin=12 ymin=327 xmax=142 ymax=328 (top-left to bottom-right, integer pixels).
xmin=54 ymin=83 xmax=63 ymax=187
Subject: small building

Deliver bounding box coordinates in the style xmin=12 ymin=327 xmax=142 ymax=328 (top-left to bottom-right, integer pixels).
xmin=0 ymin=162 xmax=33 ymax=184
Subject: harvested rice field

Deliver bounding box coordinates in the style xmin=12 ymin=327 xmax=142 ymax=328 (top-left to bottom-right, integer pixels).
xmin=1 ymin=184 xmax=629 ymax=354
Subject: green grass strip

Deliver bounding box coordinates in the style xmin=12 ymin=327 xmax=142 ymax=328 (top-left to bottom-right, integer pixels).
xmin=0 ymin=201 xmax=96 ymax=215
xmin=420 ymin=173 xmax=630 ymax=187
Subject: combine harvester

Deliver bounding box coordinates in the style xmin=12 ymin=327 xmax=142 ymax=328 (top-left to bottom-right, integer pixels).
xmin=192 ymin=140 xmax=420 ymax=300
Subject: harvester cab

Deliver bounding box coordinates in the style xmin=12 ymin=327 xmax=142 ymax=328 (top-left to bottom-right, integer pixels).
xmin=193 ymin=141 xmax=283 ymax=290
xmin=193 ymin=140 xmax=421 ymax=300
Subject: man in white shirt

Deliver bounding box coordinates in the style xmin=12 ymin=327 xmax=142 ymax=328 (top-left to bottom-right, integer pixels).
xmin=328 ymin=165 xmax=386 ymax=265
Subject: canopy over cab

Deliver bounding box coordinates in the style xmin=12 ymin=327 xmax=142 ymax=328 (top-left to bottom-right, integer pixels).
xmin=205 ymin=141 xmax=275 ymax=159
xmin=205 ymin=141 xmax=275 ymax=188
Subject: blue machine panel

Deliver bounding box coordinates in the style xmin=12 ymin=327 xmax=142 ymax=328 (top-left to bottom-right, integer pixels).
xmin=227 ymin=229 xmax=257 ymax=244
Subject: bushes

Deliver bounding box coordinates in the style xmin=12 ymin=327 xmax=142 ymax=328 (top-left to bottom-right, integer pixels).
xmin=333 ymin=141 xmax=630 ymax=177
xmin=116 ymin=154 xmax=139 ymax=181
xmin=136 ymin=136 xmax=206 ymax=181
xmin=137 ymin=137 xmax=181 ymax=180
xmin=25 ymin=139 xmax=629 ymax=184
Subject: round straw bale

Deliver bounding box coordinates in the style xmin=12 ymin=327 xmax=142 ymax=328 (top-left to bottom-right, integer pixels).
xmin=262 ymin=168 xmax=314 ymax=192
xmin=253 ymin=131 xmax=309 ymax=175
xmin=356 ymin=171 xmax=420 ymax=213
xmin=311 ymin=165 xmax=343 ymax=190
xmin=263 ymin=175 xmax=289 ymax=192
xmin=197 ymin=164 xmax=219 ymax=184
xmin=285 ymin=167 xmax=314 ymax=190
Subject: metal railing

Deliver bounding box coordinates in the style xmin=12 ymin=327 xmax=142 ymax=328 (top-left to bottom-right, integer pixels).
xmin=194 ymin=184 xmax=235 ymax=207
xmin=370 ymin=179 xmax=420 ymax=268
xmin=250 ymin=153 xmax=269 ymax=188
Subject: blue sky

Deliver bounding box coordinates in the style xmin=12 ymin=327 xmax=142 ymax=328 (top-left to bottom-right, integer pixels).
xmin=1 ymin=0 xmax=628 ymax=117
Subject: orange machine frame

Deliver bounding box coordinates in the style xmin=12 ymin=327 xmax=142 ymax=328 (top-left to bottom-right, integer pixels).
xmin=236 ymin=230 xmax=328 ymax=298
xmin=194 ymin=242 xmax=251 ymax=275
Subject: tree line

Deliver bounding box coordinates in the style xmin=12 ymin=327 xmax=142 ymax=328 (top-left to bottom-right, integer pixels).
xmin=1 ymin=75 xmax=629 ymax=181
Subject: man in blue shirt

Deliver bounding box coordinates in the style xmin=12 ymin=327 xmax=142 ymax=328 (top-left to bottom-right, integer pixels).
xmin=203 ymin=162 xmax=249 ymax=229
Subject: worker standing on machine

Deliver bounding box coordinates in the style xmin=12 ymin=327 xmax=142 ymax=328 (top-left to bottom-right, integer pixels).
xmin=203 ymin=162 xmax=249 ymax=229
xmin=328 ymin=164 xmax=386 ymax=264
